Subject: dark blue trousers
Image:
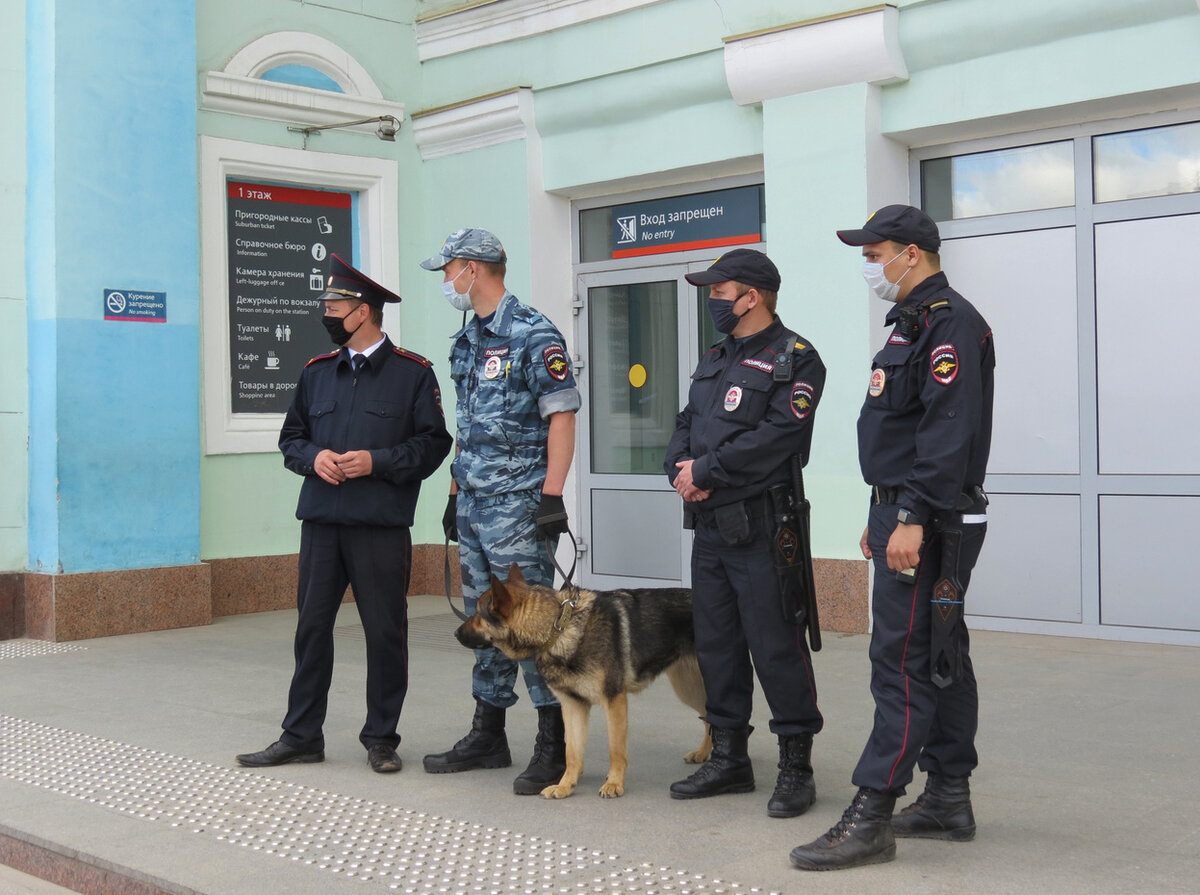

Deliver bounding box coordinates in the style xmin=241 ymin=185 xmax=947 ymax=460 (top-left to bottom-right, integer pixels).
xmin=281 ymin=522 xmax=412 ymax=752
xmin=690 ymin=515 xmax=823 ymax=736
xmin=852 ymin=504 xmax=987 ymax=795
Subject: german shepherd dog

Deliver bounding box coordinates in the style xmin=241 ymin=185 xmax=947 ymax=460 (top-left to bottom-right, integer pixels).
xmin=455 ymin=565 xmax=711 ymax=799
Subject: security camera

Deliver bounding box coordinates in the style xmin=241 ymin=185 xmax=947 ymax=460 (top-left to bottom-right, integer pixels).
xmin=376 ymin=117 xmax=399 ymax=141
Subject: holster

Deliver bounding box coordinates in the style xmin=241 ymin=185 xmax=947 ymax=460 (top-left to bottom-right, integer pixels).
xmin=929 ymin=488 xmax=982 ymax=688
xmin=766 ymin=461 xmax=821 ymax=652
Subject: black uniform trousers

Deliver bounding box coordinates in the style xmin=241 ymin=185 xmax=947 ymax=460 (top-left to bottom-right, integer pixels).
xmin=690 ymin=509 xmax=823 ymax=737
xmin=281 ymin=521 xmax=412 ymax=752
xmin=852 ymin=503 xmax=987 ymax=795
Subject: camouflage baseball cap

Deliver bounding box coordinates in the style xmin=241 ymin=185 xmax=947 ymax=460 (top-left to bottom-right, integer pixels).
xmin=419 ymin=228 xmax=506 ymax=270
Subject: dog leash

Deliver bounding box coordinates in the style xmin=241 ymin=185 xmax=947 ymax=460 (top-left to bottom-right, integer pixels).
xmin=443 ymin=524 xmax=582 ymax=624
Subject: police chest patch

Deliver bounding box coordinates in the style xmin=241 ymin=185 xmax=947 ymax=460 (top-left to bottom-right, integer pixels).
xmin=724 ymin=386 xmax=743 ymax=411
xmin=868 ymin=368 xmax=886 ymax=397
xmin=930 ymin=343 xmax=959 ymax=385
xmin=791 ymin=382 xmax=815 ymax=420
xmin=484 ymin=346 xmax=509 ymax=358
xmin=741 ymin=358 xmax=774 ymax=373
xmin=543 ymin=345 xmax=569 ymax=382
xmin=483 ymin=355 xmax=503 ymax=380
xmin=888 ymin=331 xmax=912 ymax=345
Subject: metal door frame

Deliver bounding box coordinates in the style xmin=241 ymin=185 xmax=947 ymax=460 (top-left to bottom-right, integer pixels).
xmin=574 ymin=263 xmax=704 ymax=589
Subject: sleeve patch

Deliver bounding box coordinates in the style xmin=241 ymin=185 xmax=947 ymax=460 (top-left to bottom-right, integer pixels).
xmin=930 ymin=343 xmax=959 ymax=385
xmin=791 ymin=381 xmax=815 ymax=420
xmin=543 ymin=344 xmax=569 ymax=382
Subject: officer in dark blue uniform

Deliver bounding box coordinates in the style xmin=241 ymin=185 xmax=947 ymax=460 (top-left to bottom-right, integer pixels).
xmin=665 ymin=249 xmax=825 ymax=818
xmin=237 ymin=255 xmax=452 ymax=774
xmin=791 ymin=206 xmax=994 ymax=870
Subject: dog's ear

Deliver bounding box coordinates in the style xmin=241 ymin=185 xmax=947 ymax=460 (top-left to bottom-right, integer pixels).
xmin=507 ymin=563 xmax=526 ymax=585
xmin=488 ymin=575 xmax=512 ymax=617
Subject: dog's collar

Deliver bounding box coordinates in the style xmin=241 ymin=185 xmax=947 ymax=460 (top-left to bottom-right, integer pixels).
xmin=553 ymin=590 xmax=580 ymax=633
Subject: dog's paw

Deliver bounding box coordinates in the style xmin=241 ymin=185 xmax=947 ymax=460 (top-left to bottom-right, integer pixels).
xmin=683 ymin=748 xmax=709 ymax=764
xmin=540 ymin=783 xmax=576 ymax=800
xmin=598 ymin=781 xmax=625 ymax=799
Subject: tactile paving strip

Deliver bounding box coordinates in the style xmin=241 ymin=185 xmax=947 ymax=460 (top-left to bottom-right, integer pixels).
xmin=0 ymin=715 xmax=777 ymax=894
xmin=0 ymin=640 xmax=87 ymax=661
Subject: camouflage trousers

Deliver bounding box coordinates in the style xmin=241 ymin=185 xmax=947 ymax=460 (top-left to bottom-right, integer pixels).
xmin=457 ymin=488 xmax=559 ymax=709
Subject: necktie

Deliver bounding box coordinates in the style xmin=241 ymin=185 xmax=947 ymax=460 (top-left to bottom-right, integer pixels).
xmin=353 ymin=354 xmax=367 ymax=373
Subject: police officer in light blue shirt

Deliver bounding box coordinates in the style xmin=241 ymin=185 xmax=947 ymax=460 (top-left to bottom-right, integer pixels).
xmin=419 ymin=229 xmax=582 ymax=795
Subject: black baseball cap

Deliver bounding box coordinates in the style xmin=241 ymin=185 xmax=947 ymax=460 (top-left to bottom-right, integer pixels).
xmin=837 ymin=204 xmax=941 ymax=253
xmin=684 ymin=248 xmax=781 ymax=291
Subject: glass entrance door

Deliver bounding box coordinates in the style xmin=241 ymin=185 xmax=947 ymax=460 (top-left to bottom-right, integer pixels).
xmin=576 ymin=264 xmax=707 ymax=589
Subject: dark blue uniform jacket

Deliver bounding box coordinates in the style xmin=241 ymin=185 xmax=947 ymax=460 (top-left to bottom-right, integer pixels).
xmin=858 ymin=271 xmax=995 ymax=522
xmin=279 ymin=338 xmax=453 ymax=527
xmin=665 ymin=316 xmax=825 ymax=510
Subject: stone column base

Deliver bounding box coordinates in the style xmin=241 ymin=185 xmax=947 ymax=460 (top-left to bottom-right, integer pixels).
xmin=22 ymin=564 xmax=212 ymax=642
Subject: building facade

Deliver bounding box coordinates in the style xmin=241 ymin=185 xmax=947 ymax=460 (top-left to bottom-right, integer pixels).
xmin=3 ymin=0 xmax=1199 ymax=646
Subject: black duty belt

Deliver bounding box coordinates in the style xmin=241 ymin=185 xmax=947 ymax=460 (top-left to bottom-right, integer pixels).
xmin=871 ymin=486 xmax=902 ymax=506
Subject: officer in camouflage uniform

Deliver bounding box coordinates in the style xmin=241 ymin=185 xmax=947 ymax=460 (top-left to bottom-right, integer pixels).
xmin=419 ymin=229 xmax=581 ymax=795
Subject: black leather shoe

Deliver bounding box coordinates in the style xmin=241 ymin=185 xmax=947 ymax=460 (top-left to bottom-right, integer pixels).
xmin=236 ymin=740 xmax=324 ymax=768
xmin=367 ymin=745 xmax=402 ymax=773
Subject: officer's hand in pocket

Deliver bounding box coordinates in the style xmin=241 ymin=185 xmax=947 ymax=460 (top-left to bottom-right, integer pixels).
xmin=535 ymin=493 xmax=569 ymax=538
xmin=443 ymin=493 xmax=458 ymax=542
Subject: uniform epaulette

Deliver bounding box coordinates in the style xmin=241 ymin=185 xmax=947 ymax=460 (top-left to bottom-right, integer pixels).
xmin=792 ymin=339 xmax=809 ymax=353
xmin=921 ymin=296 xmax=953 ymax=314
xmin=392 ymin=346 xmax=433 ymax=367
xmin=304 ymin=350 xmax=340 ymax=368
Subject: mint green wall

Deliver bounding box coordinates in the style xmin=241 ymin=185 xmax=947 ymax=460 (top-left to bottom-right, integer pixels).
xmin=763 ymin=86 xmax=879 ymax=560
xmin=193 ymin=0 xmax=1200 ymax=567
xmin=196 ymin=0 xmax=445 ymax=560
xmin=0 ymin=0 xmax=27 ymax=571
xmin=886 ymin=2 xmax=1200 ymax=137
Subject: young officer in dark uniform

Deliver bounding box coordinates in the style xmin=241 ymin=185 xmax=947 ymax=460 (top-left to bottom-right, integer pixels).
xmin=790 ymin=206 xmax=994 ymax=870
xmin=237 ymin=255 xmax=453 ymax=774
xmin=665 ymin=248 xmax=825 ymax=818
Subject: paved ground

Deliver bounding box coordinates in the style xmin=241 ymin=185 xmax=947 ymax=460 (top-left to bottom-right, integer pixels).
xmin=1 ymin=593 xmax=1197 ymax=895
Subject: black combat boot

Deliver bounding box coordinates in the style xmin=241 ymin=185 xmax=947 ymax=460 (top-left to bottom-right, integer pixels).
xmin=422 ymin=698 xmax=512 ymax=773
xmin=891 ymin=773 xmax=976 ymax=841
xmin=512 ymin=704 xmax=567 ymax=795
xmin=767 ymin=733 xmax=816 ymax=818
xmin=669 ymin=726 xmax=755 ymax=799
xmin=789 ymin=787 xmax=897 ymax=871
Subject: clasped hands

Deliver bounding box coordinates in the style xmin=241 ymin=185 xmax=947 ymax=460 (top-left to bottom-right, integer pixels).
xmin=314 ymin=448 xmax=373 ymax=484
xmin=673 ymin=460 xmax=712 ymax=503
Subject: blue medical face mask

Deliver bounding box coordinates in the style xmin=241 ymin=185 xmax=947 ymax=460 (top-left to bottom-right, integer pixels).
xmin=442 ymin=264 xmax=474 ymax=312
xmin=708 ymin=290 xmax=750 ymax=335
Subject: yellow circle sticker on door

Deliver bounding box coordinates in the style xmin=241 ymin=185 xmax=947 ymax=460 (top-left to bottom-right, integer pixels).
xmin=628 ymin=363 xmax=647 ymax=388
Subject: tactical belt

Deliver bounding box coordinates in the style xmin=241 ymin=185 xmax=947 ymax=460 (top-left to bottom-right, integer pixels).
xmin=871 ymin=486 xmax=902 ymax=505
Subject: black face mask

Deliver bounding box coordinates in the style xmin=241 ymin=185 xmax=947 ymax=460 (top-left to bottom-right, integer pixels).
xmin=708 ymin=290 xmax=750 ymax=335
xmin=321 ymin=307 xmax=362 ymax=346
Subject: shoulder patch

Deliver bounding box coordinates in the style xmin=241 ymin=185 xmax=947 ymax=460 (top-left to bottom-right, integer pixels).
xmin=790 ymin=381 xmax=816 ymax=420
xmin=392 ymin=346 xmax=433 ymax=367
xmin=930 ymin=343 xmax=959 ymax=385
xmin=543 ymin=344 xmax=570 ymax=382
xmin=305 ymin=350 xmax=340 ymax=368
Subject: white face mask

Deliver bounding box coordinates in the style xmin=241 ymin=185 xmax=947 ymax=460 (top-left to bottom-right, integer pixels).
xmin=862 ymin=249 xmax=912 ymax=303
xmin=442 ymin=265 xmax=474 ymax=312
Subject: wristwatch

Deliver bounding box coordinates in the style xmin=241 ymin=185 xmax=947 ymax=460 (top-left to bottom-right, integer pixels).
xmin=896 ymin=508 xmax=924 ymax=526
